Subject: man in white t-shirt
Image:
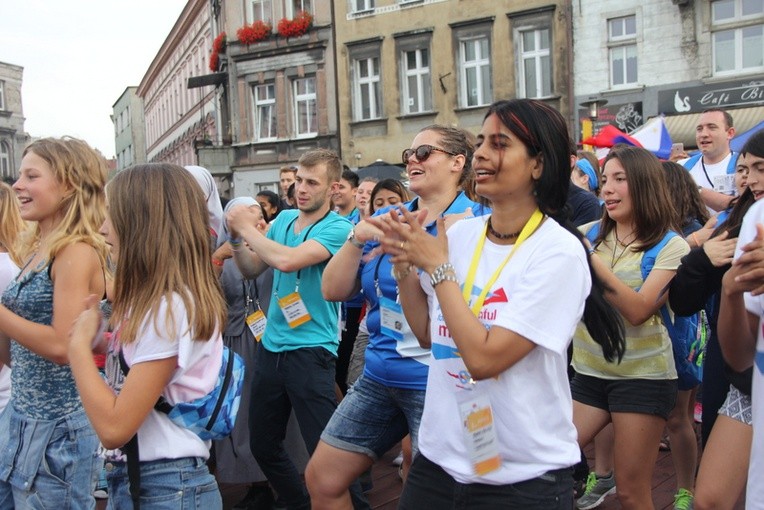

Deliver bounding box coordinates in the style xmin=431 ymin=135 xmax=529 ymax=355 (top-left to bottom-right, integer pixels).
xmin=680 ymin=108 xmax=737 ymax=212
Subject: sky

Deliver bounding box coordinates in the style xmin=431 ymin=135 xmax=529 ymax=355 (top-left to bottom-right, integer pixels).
xmin=0 ymin=0 xmax=187 ymax=159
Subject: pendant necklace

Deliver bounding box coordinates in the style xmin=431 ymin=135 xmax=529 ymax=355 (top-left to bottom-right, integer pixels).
xmin=610 ymin=230 xmax=636 ymax=269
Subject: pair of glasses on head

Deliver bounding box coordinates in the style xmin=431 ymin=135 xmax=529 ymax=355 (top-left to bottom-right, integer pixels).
xmin=401 ymin=145 xmax=458 ymax=165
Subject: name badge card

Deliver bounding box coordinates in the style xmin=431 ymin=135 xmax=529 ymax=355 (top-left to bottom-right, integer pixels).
xmin=457 ymin=390 xmax=501 ymax=476
xmin=245 ymin=310 xmax=267 ymax=341
xmin=379 ymin=297 xmax=404 ymax=341
xmin=713 ymin=174 xmax=735 ymax=194
xmin=278 ymin=292 xmax=312 ymax=328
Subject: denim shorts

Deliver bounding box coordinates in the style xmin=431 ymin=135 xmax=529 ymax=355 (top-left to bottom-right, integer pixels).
xmin=321 ymin=374 xmax=425 ymax=460
xmin=399 ymin=454 xmax=573 ymax=510
xmin=571 ymin=373 xmax=678 ymax=420
xmin=0 ymin=406 xmax=101 ymax=510
xmin=105 ymin=457 xmax=221 ymax=510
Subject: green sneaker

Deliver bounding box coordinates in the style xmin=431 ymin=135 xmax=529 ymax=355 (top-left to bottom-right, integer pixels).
xmin=673 ymin=488 xmax=694 ymax=510
xmin=575 ymin=472 xmax=616 ymax=510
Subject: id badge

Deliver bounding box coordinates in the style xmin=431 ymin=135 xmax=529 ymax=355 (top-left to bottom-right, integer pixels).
xmin=457 ymin=389 xmax=501 ymax=476
xmin=379 ymin=297 xmax=404 ymax=341
xmin=245 ymin=310 xmax=267 ymax=341
xmin=278 ymin=292 xmax=312 ymax=328
xmin=713 ymin=174 xmax=735 ymax=194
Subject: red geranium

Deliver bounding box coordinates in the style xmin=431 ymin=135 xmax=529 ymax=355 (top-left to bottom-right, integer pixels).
xmin=209 ymin=32 xmax=226 ymax=71
xmin=237 ymin=20 xmax=272 ymax=45
xmin=277 ymin=10 xmax=313 ymax=38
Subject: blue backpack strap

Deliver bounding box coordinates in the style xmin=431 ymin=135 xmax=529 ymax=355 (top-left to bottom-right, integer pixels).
xmin=584 ymin=221 xmax=601 ymax=244
xmin=727 ymin=151 xmax=738 ymax=174
xmin=640 ymin=231 xmax=678 ymax=282
xmin=641 ymin=231 xmax=703 ymax=387
xmin=681 ymin=153 xmax=702 ymax=170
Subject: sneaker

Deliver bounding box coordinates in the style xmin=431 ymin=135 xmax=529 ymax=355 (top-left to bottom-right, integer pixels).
xmin=674 ymin=488 xmax=694 ymax=510
xmin=576 ymin=472 xmax=616 ymax=510
xmin=694 ymin=402 xmax=703 ymax=423
xmin=93 ymin=489 xmax=108 ymax=500
xmin=392 ymin=451 xmax=404 ymax=466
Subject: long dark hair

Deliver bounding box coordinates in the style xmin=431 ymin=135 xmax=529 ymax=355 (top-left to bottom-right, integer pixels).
xmin=485 ymin=99 xmax=625 ymax=362
xmin=662 ymin=160 xmax=710 ymax=229
xmin=597 ymin=146 xmax=680 ymax=251
xmin=712 ymin=129 xmax=764 ymax=238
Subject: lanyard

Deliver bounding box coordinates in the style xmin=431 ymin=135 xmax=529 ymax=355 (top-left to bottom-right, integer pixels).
xmin=462 ymin=209 xmax=544 ymax=316
xmin=275 ymin=209 xmax=331 ymax=293
xmin=243 ymin=278 xmax=260 ymax=315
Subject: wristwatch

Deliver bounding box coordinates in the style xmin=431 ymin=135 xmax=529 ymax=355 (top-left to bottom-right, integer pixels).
xmin=346 ymin=228 xmax=365 ymax=249
xmin=430 ymin=262 xmax=458 ymax=287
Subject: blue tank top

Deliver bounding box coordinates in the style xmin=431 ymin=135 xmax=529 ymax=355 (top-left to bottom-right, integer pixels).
xmin=1 ymin=263 xmax=83 ymax=419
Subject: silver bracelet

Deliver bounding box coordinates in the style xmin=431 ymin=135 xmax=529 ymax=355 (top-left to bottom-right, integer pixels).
xmin=430 ymin=262 xmax=458 ymax=287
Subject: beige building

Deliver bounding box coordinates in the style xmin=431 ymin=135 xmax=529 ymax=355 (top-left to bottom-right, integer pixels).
xmin=216 ymin=1 xmax=339 ymax=198
xmin=336 ymin=0 xmax=574 ymax=168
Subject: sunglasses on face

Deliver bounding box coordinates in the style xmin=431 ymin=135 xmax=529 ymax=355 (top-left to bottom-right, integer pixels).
xmin=401 ymin=144 xmax=458 ymax=165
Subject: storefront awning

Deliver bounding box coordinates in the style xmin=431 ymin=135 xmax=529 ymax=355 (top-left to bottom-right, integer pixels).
xmin=664 ymin=106 xmax=764 ymax=149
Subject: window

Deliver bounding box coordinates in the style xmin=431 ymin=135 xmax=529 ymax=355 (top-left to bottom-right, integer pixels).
xmin=293 ymin=77 xmax=317 ymax=137
xmin=608 ymin=15 xmax=638 ymax=87
xmin=518 ymin=28 xmax=552 ymax=98
xmin=712 ymin=0 xmax=764 ymax=75
xmin=401 ymin=48 xmax=432 ymax=114
xmin=250 ymin=0 xmax=272 ymax=22
xmin=459 ymin=36 xmax=492 ymax=107
xmin=286 ymin=0 xmax=311 ymax=17
xmin=0 ymin=81 xmax=5 ymax=110
xmin=353 ymin=56 xmax=382 ymax=120
xmin=253 ymin=83 xmax=277 ymax=140
xmin=0 ymin=142 xmax=9 ymax=179
xmin=351 ymin=0 xmax=374 ymax=12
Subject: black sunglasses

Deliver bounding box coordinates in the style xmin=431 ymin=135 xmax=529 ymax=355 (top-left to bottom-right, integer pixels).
xmin=401 ymin=144 xmax=458 ymax=165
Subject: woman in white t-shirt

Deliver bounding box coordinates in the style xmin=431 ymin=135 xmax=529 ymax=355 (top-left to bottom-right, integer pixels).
xmin=68 ymin=164 xmax=227 ymax=509
xmin=0 ymin=181 xmax=24 ymax=412
xmin=371 ymin=99 xmax=625 ymax=509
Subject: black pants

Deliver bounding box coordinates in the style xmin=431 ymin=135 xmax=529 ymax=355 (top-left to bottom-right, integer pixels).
xmin=336 ymin=306 xmax=362 ymax=395
xmin=248 ymin=345 xmax=369 ymax=509
xmin=399 ymin=455 xmax=574 ymax=510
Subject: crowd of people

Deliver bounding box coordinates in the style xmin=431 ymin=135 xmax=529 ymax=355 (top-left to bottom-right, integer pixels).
xmin=0 ymin=101 xmax=761 ymax=510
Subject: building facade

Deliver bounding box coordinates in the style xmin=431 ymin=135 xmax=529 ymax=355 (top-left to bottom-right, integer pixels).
xmin=209 ymin=0 xmax=338 ymax=198
xmin=336 ymin=0 xmax=575 ymax=169
xmin=573 ymin=0 xmax=764 ymax=147
xmin=112 ymin=86 xmax=147 ymax=172
xmin=137 ymin=0 xmax=219 ymax=168
xmin=0 ymin=61 xmax=29 ymax=182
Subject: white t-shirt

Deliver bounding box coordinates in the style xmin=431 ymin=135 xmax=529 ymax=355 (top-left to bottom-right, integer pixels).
xmin=417 ymin=216 xmax=588 ymax=485
xmin=106 ymin=293 xmax=223 ymax=461
xmin=682 ymin=152 xmax=736 ymax=195
xmin=736 ymin=199 xmax=764 ymax=509
xmin=0 ymin=253 xmax=19 ymax=412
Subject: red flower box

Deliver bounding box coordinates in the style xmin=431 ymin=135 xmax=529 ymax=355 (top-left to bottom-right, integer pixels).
xmin=277 ymin=10 xmax=313 ymax=38
xmin=237 ymin=20 xmax=272 ymax=45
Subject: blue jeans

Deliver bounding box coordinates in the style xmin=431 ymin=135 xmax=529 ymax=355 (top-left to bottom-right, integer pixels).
xmin=105 ymin=457 xmax=221 ymax=510
xmin=321 ymin=374 xmax=425 ymax=459
xmin=0 ymin=406 xmax=101 ymax=510
xmin=399 ymin=455 xmax=573 ymax=510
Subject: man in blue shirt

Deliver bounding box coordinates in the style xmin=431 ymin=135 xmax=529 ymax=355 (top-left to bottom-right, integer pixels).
xmin=228 ymin=149 xmax=368 ymax=510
